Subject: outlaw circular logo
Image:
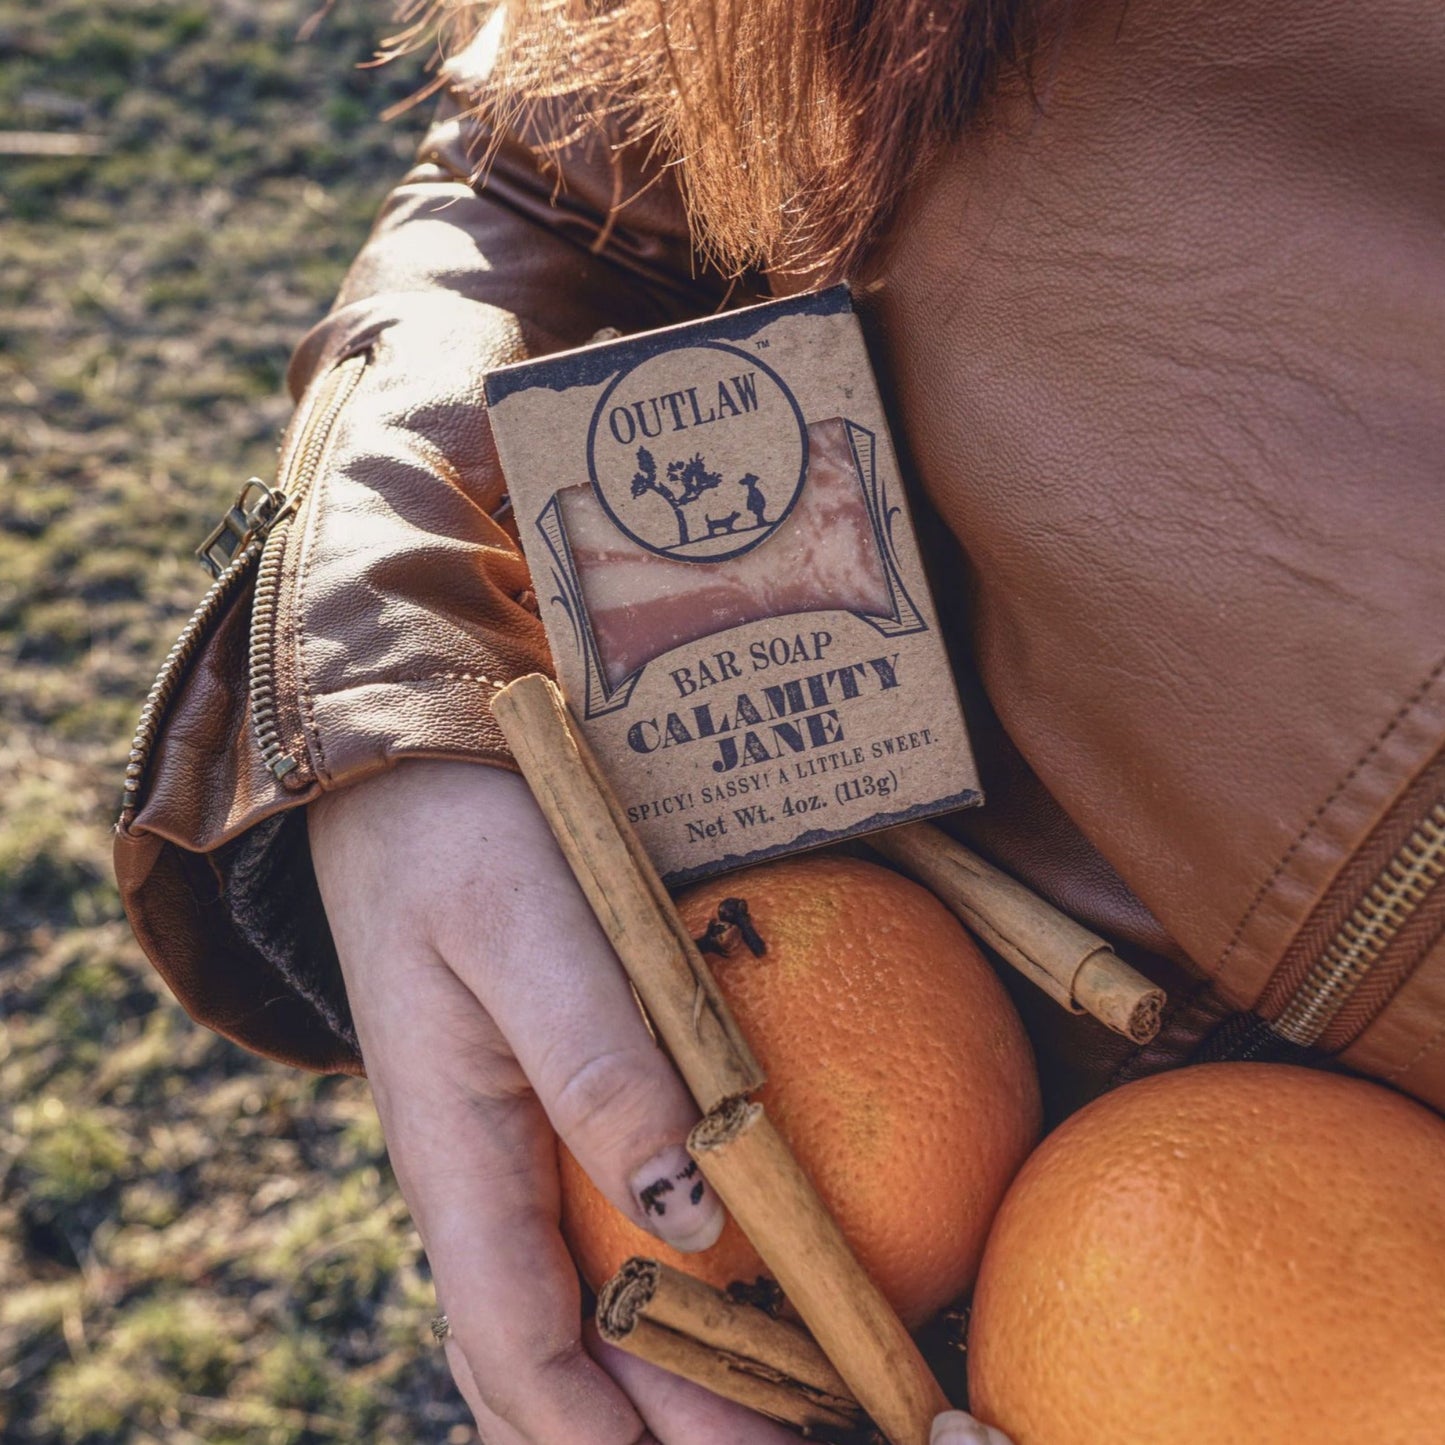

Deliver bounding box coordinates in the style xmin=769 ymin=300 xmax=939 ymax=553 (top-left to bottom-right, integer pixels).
xmin=587 ymin=342 xmax=808 ymax=563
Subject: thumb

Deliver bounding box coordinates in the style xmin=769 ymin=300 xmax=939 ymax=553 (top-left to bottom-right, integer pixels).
xmin=932 ymin=1410 xmax=1014 ymax=1445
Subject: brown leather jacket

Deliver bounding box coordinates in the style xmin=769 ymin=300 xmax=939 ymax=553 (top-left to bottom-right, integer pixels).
xmin=115 ymin=0 xmax=1445 ymax=1117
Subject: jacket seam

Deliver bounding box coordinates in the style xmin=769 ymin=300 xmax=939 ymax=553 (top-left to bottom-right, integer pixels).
xmin=400 ymin=670 xmax=506 ymax=687
xmin=1382 ymin=1015 xmax=1445 ymax=1084
xmin=303 ymin=671 xmax=512 ymax=700
xmin=362 ymin=670 xmax=506 ymax=690
xmin=421 ymin=95 xmax=734 ymax=313
xmin=462 ymin=176 xmax=712 ymax=312
xmin=1210 ymin=653 xmax=1445 ymax=983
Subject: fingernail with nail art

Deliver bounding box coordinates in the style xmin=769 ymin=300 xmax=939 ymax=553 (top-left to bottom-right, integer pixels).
xmin=630 ymin=1147 xmax=723 ymax=1252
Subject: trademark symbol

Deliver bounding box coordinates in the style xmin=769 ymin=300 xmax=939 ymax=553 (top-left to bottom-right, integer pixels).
xmin=754 ymin=338 xmax=770 ymax=349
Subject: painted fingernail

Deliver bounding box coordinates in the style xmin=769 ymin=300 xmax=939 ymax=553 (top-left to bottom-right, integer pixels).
xmin=630 ymin=1146 xmax=723 ymax=1252
xmin=931 ymin=1411 xmax=995 ymax=1445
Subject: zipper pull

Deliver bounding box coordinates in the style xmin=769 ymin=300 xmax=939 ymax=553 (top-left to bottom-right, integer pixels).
xmin=195 ymin=478 xmax=294 ymax=579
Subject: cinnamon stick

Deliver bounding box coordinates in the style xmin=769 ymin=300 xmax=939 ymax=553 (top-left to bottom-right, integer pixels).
xmin=690 ymin=1100 xmax=950 ymax=1445
xmin=492 ymin=675 xmax=764 ymax=1112
xmin=493 ymin=674 xmax=946 ymax=1445
xmin=870 ymin=823 xmax=1165 ymax=1044
xmin=597 ymin=1258 xmax=862 ymax=1433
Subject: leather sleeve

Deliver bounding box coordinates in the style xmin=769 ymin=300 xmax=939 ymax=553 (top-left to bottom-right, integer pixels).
xmin=114 ymin=54 xmax=754 ymax=1073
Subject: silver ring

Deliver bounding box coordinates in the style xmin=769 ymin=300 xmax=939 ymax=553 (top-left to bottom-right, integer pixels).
xmin=430 ymin=1313 xmax=450 ymax=1343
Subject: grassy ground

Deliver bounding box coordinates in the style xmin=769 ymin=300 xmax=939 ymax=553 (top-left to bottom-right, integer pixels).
xmin=0 ymin=4 xmax=477 ymax=1439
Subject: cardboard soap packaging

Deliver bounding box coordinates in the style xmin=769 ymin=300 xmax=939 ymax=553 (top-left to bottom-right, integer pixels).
xmin=484 ymin=286 xmax=981 ymax=886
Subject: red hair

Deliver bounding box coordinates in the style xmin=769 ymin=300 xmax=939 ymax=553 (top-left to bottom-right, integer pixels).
xmin=391 ymin=0 xmax=1043 ymax=280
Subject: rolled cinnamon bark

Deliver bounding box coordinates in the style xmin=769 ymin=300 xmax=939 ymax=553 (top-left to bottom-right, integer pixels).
xmin=870 ymin=822 xmax=1164 ymax=1044
xmin=597 ymin=1258 xmax=862 ymax=1432
xmin=493 ymin=674 xmax=947 ymax=1445
xmin=492 ymin=674 xmax=764 ymax=1112
xmin=690 ymin=1100 xmax=951 ymax=1445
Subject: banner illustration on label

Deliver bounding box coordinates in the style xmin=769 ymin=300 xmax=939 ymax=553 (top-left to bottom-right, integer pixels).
xmin=537 ymin=415 xmax=925 ymax=718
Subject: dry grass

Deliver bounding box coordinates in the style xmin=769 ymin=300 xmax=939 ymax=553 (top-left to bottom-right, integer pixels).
xmin=0 ymin=3 xmax=475 ymax=1439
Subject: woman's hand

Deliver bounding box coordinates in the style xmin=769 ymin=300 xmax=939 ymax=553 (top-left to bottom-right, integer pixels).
xmin=311 ymin=759 xmax=1016 ymax=1444
xmin=310 ymin=759 xmax=799 ymax=1444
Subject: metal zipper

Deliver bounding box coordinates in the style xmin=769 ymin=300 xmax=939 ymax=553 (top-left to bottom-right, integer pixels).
xmin=121 ymin=534 xmax=267 ymax=818
xmin=246 ymin=350 xmax=368 ymax=781
xmin=1270 ymin=799 xmax=1445 ymax=1047
xmin=120 ymin=350 xmax=368 ymax=819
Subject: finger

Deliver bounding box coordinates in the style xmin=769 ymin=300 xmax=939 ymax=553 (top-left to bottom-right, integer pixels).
xmin=931 ymin=1410 xmax=1016 ymax=1445
xmin=588 ymin=1326 xmax=804 ymax=1445
xmin=354 ymin=953 xmax=649 ymax=1445
xmin=445 ymin=1344 xmax=527 ymax=1445
xmin=431 ymin=771 xmax=725 ymax=1253
xmin=449 ymin=1341 xmax=655 ymax=1445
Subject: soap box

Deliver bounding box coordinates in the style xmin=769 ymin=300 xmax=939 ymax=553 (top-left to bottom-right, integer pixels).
xmin=484 ymin=286 xmax=982 ymax=886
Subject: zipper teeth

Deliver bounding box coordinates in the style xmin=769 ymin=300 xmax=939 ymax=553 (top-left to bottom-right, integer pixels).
xmin=121 ymin=536 xmax=265 ymax=816
xmin=1272 ymin=800 xmax=1445 ymax=1046
xmin=249 ymin=351 xmax=368 ymax=780
xmin=121 ymin=350 xmax=368 ymax=818
xmin=248 ymin=528 xmax=296 ymax=779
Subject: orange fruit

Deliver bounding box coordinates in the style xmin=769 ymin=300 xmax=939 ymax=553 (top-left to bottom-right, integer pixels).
xmin=560 ymin=853 xmax=1041 ymax=1327
xmin=969 ymin=1063 xmax=1445 ymax=1445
